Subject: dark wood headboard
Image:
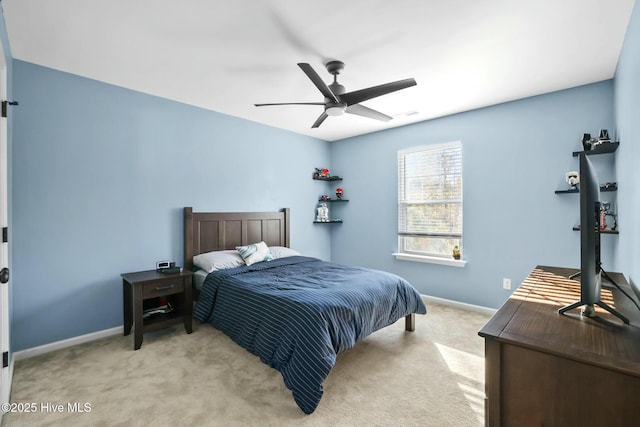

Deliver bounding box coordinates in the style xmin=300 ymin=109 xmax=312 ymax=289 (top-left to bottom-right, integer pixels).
xmin=184 ymin=207 xmax=290 ymax=271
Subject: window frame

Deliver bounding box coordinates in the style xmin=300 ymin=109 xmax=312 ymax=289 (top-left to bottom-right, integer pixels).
xmin=393 ymin=141 xmax=466 ymax=267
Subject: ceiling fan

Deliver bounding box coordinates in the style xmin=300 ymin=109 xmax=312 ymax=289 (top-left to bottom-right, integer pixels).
xmin=254 ymin=60 xmax=417 ymax=128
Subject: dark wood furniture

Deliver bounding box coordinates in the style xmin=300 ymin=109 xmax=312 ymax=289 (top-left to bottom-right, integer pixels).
xmin=183 ymin=206 xmax=416 ymax=331
xmin=121 ymin=269 xmax=193 ymax=350
xmin=184 ymin=207 xmax=290 ymax=272
xmin=479 ymin=265 xmax=640 ymax=427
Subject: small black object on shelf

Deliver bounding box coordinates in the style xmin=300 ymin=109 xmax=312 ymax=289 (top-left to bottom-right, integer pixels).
xmin=143 ymin=303 xmax=173 ymax=319
xmin=581 ymin=133 xmax=592 ymax=151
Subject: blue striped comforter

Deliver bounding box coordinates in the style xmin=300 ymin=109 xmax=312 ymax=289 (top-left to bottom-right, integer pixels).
xmin=193 ymin=256 xmax=427 ymax=414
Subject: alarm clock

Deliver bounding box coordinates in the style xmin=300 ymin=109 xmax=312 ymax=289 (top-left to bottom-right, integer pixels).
xmin=156 ymin=261 xmax=172 ymax=270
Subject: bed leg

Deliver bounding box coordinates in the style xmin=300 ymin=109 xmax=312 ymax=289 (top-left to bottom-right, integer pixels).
xmin=405 ymin=313 xmax=415 ymax=331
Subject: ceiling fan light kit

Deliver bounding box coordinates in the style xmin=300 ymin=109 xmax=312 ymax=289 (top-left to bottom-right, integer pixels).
xmin=325 ymin=105 xmax=346 ymax=116
xmin=254 ymin=60 xmax=416 ymax=128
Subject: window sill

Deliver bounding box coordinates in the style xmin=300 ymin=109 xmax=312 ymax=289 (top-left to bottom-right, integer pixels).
xmin=392 ymin=253 xmax=467 ymax=267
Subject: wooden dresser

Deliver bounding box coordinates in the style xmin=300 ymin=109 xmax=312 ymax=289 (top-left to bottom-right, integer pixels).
xmin=479 ymin=265 xmax=640 ymax=427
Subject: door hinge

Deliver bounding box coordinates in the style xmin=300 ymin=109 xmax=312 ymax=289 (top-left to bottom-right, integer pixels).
xmin=2 ymin=227 xmax=6 ymax=243
xmin=2 ymin=352 xmax=7 ymax=368
xmin=1 ymin=100 xmax=18 ymax=118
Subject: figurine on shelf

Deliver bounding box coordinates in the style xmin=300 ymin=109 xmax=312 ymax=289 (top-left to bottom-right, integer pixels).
xmin=316 ymin=203 xmax=329 ymax=222
xmin=565 ymin=171 xmax=579 ymax=189
xmin=581 ymin=132 xmax=601 ymax=151
xmin=313 ymin=167 xmax=330 ymax=179
xmin=606 ymin=212 xmax=618 ymax=231
xmin=601 ymin=202 xmax=617 ymax=231
xmin=581 ymin=133 xmax=592 ymax=151
xmin=335 ymin=187 xmax=343 ymax=199
xmin=600 ymin=210 xmax=607 ymax=231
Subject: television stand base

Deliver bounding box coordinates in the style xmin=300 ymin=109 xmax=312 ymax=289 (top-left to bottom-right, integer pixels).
xmin=581 ymin=303 xmax=596 ymax=317
xmin=558 ymin=299 xmax=629 ymax=324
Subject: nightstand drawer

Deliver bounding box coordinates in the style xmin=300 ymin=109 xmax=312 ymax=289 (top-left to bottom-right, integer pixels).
xmin=142 ymin=279 xmax=184 ymax=298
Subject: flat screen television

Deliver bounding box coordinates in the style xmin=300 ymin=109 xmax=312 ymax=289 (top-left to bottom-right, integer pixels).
xmin=558 ymin=153 xmax=629 ymax=323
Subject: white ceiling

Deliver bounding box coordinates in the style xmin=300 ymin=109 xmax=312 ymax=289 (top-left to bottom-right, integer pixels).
xmin=2 ymin=0 xmax=635 ymax=141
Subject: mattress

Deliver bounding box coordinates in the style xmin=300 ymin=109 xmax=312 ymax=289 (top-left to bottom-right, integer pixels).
xmin=193 ymin=269 xmax=208 ymax=291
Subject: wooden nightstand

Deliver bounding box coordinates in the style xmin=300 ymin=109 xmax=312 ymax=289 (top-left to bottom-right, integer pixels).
xmin=121 ymin=269 xmax=193 ymax=350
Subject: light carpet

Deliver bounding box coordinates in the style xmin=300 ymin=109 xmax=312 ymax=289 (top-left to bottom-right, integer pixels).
xmin=2 ymin=302 xmax=490 ymax=427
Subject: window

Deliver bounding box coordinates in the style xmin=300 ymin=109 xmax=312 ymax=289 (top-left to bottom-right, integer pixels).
xmin=397 ymin=141 xmax=463 ymax=261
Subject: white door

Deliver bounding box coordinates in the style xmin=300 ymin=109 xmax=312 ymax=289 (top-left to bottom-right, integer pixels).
xmin=0 ymin=39 xmax=10 ymax=410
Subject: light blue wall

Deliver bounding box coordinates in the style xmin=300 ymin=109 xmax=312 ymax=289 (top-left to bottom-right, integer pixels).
xmin=11 ymin=61 xmax=330 ymax=351
xmin=330 ymin=81 xmax=616 ymax=308
xmin=614 ymin=0 xmax=640 ymax=294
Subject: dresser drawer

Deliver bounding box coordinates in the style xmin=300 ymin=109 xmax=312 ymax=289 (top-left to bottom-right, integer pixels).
xmin=142 ymin=279 xmax=185 ymax=298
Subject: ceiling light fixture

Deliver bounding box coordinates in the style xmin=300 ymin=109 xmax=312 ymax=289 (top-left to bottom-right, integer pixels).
xmin=326 ymin=105 xmax=346 ymax=116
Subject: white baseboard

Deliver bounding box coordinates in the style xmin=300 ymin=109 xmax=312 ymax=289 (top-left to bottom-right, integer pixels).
xmin=422 ymin=294 xmax=497 ymax=316
xmin=13 ymin=326 xmax=123 ymax=361
xmin=11 ymin=296 xmax=493 ymax=361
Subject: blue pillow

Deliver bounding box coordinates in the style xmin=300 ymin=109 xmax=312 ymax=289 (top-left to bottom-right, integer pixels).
xmin=236 ymin=241 xmax=273 ymax=266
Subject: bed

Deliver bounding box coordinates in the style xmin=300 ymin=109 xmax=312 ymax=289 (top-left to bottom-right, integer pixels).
xmin=184 ymin=207 xmax=427 ymax=414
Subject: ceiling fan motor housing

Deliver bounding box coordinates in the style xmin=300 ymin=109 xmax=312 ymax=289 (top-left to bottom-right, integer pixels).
xmin=325 ymin=81 xmax=347 ymax=115
xmin=329 ymin=82 xmax=345 ymax=95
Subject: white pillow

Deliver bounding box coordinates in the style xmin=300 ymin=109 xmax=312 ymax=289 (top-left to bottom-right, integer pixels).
xmin=193 ymin=250 xmax=245 ymax=273
xmin=236 ymin=241 xmax=272 ymax=266
xmin=269 ymin=246 xmax=300 ymax=259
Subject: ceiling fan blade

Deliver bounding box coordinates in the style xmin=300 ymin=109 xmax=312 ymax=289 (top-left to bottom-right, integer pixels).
xmin=255 ymin=102 xmax=324 ymax=107
xmin=298 ymin=63 xmax=339 ymax=103
xmin=346 ymin=104 xmax=393 ymax=122
xmin=340 ymin=78 xmax=417 ymax=106
xmin=311 ymin=112 xmax=329 ymax=128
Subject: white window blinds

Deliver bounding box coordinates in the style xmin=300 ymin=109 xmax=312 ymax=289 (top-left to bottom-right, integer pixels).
xmin=398 ymin=141 xmax=463 ymax=258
